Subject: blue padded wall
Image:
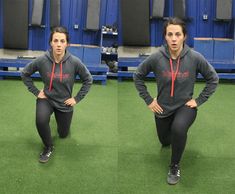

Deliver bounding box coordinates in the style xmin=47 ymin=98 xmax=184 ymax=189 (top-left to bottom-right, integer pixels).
xmin=105 ymin=0 xmax=118 ymax=26
xmin=195 ymin=0 xmax=234 ymax=40
xmin=119 ymin=0 xmax=235 ymax=47
xmin=28 ymin=0 xmax=50 ymax=51
xmin=83 ymin=47 xmax=101 ymax=65
xmin=197 ymin=0 xmax=213 ymax=37
xmin=0 ymin=0 xmax=235 ymax=49
xmin=68 ymin=0 xmax=83 ymax=44
xmin=67 ymin=46 xmax=84 ymax=59
xmin=213 ymin=39 xmax=234 ymax=61
xmin=60 ymin=0 xmax=71 ymax=30
xmin=194 ymin=38 xmax=214 ymax=60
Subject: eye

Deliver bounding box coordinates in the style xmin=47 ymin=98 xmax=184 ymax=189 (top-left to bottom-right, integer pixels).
xmin=176 ymin=32 xmax=182 ymax=37
xmin=61 ymin=40 xmax=66 ymax=43
xmin=167 ymin=32 xmax=173 ymax=37
xmin=53 ymin=39 xmax=58 ymax=43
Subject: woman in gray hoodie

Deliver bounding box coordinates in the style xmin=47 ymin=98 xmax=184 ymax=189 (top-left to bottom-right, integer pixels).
xmin=133 ymin=18 xmax=219 ymax=185
xmin=21 ymin=27 xmax=93 ymax=163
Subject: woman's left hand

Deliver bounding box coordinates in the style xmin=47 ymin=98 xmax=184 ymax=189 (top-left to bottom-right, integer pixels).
xmin=64 ymin=98 xmax=77 ymax=106
xmin=185 ymin=99 xmax=197 ymax=108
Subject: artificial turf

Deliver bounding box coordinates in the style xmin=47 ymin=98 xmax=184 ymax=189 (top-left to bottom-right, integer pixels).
xmin=0 ymin=79 xmax=234 ymax=194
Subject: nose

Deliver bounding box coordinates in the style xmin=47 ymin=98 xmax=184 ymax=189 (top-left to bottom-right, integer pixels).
xmin=172 ymin=35 xmax=177 ymax=41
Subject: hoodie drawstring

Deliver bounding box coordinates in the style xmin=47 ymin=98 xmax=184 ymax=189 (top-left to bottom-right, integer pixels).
xmin=49 ymin=62 xmax=63 ymax=91
xmin=60 ymin=62 xmax=63 ymax=82
xmin=169 ymin=57 xmax=180 ymax=97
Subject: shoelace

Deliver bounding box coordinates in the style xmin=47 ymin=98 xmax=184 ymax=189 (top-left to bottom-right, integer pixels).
xmin=41 ymin=147 xmax=53 ymax=156
xmin=170 ymin=165 xmax=180 ymax=176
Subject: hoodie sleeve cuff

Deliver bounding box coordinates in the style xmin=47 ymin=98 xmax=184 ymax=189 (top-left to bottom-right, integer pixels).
xmin=33 ymin=89 xmax=40 ymax=97
xmin=145 ymin=97 xmax=154 ymax=106
xmin=195 ymin=98 xmax=203 ymax=107
xmin=74 ymin=96 xmax=80 ymax=104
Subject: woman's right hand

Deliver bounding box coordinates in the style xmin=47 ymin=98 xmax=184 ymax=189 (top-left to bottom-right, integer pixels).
xmin=37 ymin=90 xmax=47 ymax=99
xmin=148 ymin=98 xmax=163 ymax=114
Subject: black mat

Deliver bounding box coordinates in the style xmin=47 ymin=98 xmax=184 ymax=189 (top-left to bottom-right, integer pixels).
xmin=173 ymin=0 xmax=186 ymax=19
xmin=216 ymin=0 xmax=232 ymax=20
xmin=86 ymin=0 xmax=101 ymax=30
xmin=3 ymin=0 xmax=29 ymax=49
xmin=152 ymin=0 xmax=165 ymax=18
xmin=50 ymin=0 xmax=60 ymax=27
xmin=31 ymin=0 xmax=44 ymax=26
xmin=120 ymin=0 xmax=150 ymax=46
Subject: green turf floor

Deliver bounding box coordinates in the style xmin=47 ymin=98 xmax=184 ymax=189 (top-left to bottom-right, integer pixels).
xmin=0 ymin=79 xmax=234 ymax=194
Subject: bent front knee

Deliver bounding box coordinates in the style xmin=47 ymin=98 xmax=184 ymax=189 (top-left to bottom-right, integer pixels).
xmin=59 ymin=133 xmax=69 ymax=138
xmin=158 ymin=137 xmax=171 ymax=147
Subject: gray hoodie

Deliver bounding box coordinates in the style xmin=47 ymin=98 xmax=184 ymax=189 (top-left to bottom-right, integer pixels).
xmin=133 ymin=44 xmax=219 ymax=118
xmin=21 ymin=50 xmax=93 ymax=112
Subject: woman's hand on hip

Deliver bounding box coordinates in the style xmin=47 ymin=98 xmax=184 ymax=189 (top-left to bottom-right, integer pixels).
xmin=185 ymin=99 xmax=197 ymax=108
xmin=64 ymin=98 xmax=77 ymax=106
xmin=148 ymin=98 xmax=163 ymax=114
xmin=37 ymin=90 xmax=47 ymax=99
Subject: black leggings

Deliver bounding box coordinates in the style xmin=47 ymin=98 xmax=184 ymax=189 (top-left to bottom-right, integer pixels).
xmin=155 ymin=105 xmax=197 ymax=165
xmin=36 ymin=99 xmax=73 ymax=148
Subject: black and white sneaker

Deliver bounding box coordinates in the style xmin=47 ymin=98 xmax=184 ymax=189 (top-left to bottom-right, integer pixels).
xmin=167 ymin=164 xmax=180 ymax=185
xmin=39 ymin=146 xmax=54 ymax=163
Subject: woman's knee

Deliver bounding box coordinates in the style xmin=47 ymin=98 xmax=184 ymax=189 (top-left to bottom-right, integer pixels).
xmin=36 ymin=115 xmax=50 ymax=127
xmin=58 ymin=129 xmax=70 ymax=138
xmin=36 ymin=99 xmax=52 ymax=126
xmin=171 ymin=125 xmax=188 ymax=143
xmin=161 ymin=141 xmax=171 ymax=147
xmin=59 ymin=134 xmax=68 ymax=138
xmin=158 ymin=135 xmax=171 ymax=146
xmin=36 ymin=118 xmax=49 ymax=127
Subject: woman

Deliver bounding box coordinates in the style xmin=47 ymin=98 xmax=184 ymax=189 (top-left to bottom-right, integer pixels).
xmin=133 ymin=18 xmax=219 ymax=185
xmin=21 ymin=26 xmax=93 ymax=163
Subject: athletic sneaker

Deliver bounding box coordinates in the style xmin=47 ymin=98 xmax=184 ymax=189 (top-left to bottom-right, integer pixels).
xmin=167 ymin=164 xmax=180 ymax=185
xmin=39 ymin=146 xmax=54 ymax=163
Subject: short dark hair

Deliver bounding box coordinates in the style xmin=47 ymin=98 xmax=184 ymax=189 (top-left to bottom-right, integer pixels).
xmin=49 ymin=26 xmax=69 ymax=43
xmin=163 ymin=17 xmax=187 ymax=37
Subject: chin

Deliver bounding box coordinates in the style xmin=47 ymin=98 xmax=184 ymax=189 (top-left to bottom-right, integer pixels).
xmin=170 ymin=48 xmax=178 ymax=52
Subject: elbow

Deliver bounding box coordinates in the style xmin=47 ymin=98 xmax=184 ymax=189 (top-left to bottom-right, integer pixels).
xmin=213 ymin=74 xmax=219 ymax=86
xmin=133 ymin=72 xmax=138 ymax=82
xmin=21 ymin=71 xmax=26 ymax=80
xmin=86 ymin=76 xmax=93 ymax=86
xmin=216 ymin=74 xmax=219 ymax=84
xmin=89 ymin=76 xmax=93 ymax=85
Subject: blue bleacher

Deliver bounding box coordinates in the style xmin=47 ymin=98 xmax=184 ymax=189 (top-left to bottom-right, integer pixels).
xmin=67 ymin=46 xmax=84 ymax=59
xmin=0 ymin=45 xmax=108 ymax=85
xmin=118 ymin=38 xmax=235 ymax=81
xmin=118 ymin=57 xmax=235 ymax=81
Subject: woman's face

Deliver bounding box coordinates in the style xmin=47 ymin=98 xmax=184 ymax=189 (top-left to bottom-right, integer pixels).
xmin=50 ymin=32 xmax=68 ymax=56
xmin=165 ymin=24 xmax=186 ymax=54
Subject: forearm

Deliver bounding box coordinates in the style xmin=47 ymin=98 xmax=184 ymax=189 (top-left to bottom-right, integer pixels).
xmin=195 ymin=82 xmax=218 ymax=106
xmin=21 ymin=72 xmax=40 ymax=97
xmin=133 ymin=73 xmax=153 ymax=105
xmin=74 ymin=76 xmax=93 ymax=103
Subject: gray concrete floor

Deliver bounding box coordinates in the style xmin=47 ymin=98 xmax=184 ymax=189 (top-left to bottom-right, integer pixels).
xmin=0 ymin=49 xmax=44 ymax=59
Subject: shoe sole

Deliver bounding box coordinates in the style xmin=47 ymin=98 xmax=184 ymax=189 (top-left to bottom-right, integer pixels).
xmin=39 ymin=158 xmax=49 ymax=163
xmin=167 ymin=177 xmax=180 ymax=185
xmin=38 ymin=153 xmax=52 ymax=163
